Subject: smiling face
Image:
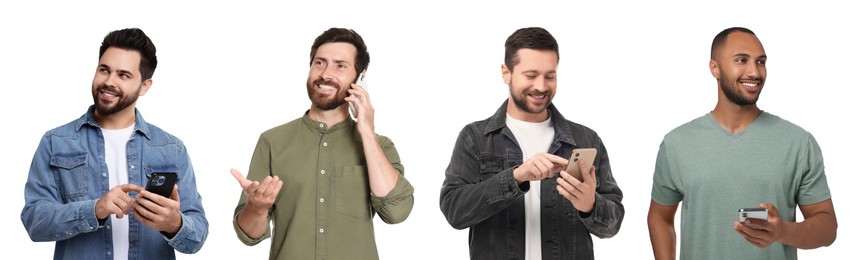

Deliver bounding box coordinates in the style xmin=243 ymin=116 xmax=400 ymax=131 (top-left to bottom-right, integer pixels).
xmin=711 ymin=32 xmax=767 ymax=106
xmin=306 ymin=42 xmax=358 ymax=111
xmin=503 ymin=48 xmax=558 ymax=122
xmin=91 ymin=47 xmax=151 ymax=118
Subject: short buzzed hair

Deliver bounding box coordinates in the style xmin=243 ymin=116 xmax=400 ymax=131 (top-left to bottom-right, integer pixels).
xmin=711 ymin=27 xmax=756 ymax=59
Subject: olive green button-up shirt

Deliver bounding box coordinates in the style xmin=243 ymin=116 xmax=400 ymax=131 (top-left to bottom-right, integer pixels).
xmin=233 ymin=114 xmax=414 ymax=260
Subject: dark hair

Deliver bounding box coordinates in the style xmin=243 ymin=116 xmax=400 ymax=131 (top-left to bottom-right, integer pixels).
xmin=504 ymin=27 xmax=559 ymax=72
xmin=711 ymin=27 xmax=756 ymax=59
xmin=310 ymin=28 xmax=370 ymax=75
xmin=99 ymin=28 xmax=157 ymax=81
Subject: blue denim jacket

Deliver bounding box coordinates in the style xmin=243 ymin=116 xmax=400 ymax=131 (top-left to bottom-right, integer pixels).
xmin=21 ymin=106 xmax=208 ymax=260
xmin=440 ymin=101 xmax=624 ymax=260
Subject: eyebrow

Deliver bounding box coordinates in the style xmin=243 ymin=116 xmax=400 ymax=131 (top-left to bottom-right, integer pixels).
xmin=732 ymin=53 xmax=767 ymax=59
xmin=520 ymin=69 xmax=556 ymax=74
xmin=313 ymin=57 xmax=352 ymax=65
xmin=98 ymin=64 xmax=135 ymax=76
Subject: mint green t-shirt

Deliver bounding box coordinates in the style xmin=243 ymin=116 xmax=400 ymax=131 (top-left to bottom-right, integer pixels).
xmin=651 ymin=112 xmax=830 ymax=260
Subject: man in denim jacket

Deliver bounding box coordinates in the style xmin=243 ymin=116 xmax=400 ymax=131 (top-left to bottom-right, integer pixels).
xmin=21 ymin=28 xmax=208 ymax=260
xmin=440 ymin=27 xmax=624 ymax=260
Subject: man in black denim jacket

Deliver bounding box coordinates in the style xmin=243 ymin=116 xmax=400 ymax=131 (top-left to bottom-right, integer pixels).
xmin=440 ymin=27 xmax=624 ymax=260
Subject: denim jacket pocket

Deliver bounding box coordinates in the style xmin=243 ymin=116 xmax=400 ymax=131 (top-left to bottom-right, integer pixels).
xmin=49 ymin=152 xmax=89 ymax=201
xmin=478 ymin=154 xmax=504 ymax=181
xmin=334 ymin=166 xmax=371 ymax=219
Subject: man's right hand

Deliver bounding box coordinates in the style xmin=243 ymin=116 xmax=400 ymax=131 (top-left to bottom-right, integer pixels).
xmin=231 ymin=168 xmax=283 ymax=214
xmin=513 ymin=152 xmax=569 ymax=184
xmin=95 ymin=184 xmax=144 ymax=220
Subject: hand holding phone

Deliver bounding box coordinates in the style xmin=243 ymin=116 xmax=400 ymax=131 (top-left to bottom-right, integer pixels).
xmin=565 ymin=148 xmax=597 ymax=182
xmin=145 ymin=172 xmax=178 ymax=198
xmin=738 ymin=208 xmax=768 ymax=229
xmin=349 ymin=72 xmax=367 ymax=121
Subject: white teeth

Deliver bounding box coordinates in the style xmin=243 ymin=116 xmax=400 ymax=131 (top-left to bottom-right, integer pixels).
xmin=532 ymin=95 xmax=545 ymax=98
xmin=742 ymin=83 xmax=758 ymax=87
xmin=319 ymin=85 xmax=336 ymax=90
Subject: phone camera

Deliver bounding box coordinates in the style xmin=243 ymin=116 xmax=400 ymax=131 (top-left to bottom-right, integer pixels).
xmin=153 ymin=175 xmax=165 ymax=186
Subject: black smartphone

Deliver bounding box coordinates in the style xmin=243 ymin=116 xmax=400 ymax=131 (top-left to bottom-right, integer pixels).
xmin=145 ymin=172 xmax=178 ymax=198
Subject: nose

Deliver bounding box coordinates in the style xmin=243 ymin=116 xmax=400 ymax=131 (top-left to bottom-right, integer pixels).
xmin=533 ymin=76 xmax=548 ymax=91
xmin=101 ymin=72 xmax=117 ymax=88
xmin=745 ymin=62 xmax=761 ymax=78
xmin=320 ymin=64 xmax=335 ymax=81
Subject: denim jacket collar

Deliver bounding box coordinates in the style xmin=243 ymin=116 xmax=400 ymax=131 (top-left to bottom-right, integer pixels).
xmin=483 ymin=100 xmax=578 ymax=147
xmin=74 ymin=105 xmax=152 ymax=140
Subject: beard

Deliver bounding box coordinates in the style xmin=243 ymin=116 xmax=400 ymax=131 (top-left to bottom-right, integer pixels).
xmin=510 ymin=85 xmax=553 ymax=114
xmin=92 ymin=84 xmax=141 ymax=117
xmin=307 ymin=78 xmax=348 ymax=110
xmin=719 ymin=74 xmax=762 ymax=106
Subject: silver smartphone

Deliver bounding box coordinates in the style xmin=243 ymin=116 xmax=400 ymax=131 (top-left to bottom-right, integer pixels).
xmin=738 ymin=208 xmax=767 ymax=229
xmin=349 ymin=72 xmax=367 ymax=121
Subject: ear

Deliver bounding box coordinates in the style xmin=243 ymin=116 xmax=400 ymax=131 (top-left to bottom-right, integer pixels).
xmin=501 ymin=64 xmax=511 ymax=84
xmin=709 ymin=59 xmax=720 ymax=79
xmin=139 ymin=79 xmax=153 ymax=96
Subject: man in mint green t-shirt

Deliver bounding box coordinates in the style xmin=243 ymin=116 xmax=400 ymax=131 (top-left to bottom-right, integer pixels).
xmin=647 ymin=27 xmax=838 ymax=260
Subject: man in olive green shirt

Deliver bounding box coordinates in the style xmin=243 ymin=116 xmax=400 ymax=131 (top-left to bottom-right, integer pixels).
xmin=230 ymin=28 xmax=415 ymax=260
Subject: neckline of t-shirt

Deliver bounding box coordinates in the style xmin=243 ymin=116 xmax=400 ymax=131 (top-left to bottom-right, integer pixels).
xmin=705 ymin=112 xmax=768 ymax=140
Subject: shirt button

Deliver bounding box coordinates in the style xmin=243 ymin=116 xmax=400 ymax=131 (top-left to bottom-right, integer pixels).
xmin=130 ymin=165 xmax=135 ymax=169
xmin=106 ymin=225 xmax=111 ymax=229
xmin=323 ymin=142 xmax=328 ymax=147
xmin=102 ymin=172 xmax=107 ymax=177
xmin=319 ymin=228 xmax=325 ymax=233
xmin=107 ymin=251 xmax=112 ymax=256
xmin=319 ymin=198 xmax=325 ymax=203
xmin=320 ymin=170 xmax=326 ymax=175
xmin=319 ymin=123 xmax=324 ymax=128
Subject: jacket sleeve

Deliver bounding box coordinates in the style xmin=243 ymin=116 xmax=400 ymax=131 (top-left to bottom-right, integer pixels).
xmin=439 ymin=126 xmax=526 ymax=230
xmin=20 ymin=134 xmax=102 ymax=242
xmin=578 ymin=137 xmax=624 ymax=238
xmin=165 ymin=141 xmax=209 ymax=254
xmin=370 ymin=137 xmax=414 ymax=224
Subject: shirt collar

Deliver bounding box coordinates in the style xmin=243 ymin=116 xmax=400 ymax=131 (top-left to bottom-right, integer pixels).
xmin=75 ymin=105 xmax=152 ymax=140
xmin=300 ymin=110 xmax=355 ymax=134
xmin=484 ymin=100 xmax=577 ymax=146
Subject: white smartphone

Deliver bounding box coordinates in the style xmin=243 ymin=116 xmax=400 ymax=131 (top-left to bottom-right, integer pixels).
xmin=738 ymin=208 xmax=767 ymax=229
xmin=349 ymin=72 xmax=367 ymax=121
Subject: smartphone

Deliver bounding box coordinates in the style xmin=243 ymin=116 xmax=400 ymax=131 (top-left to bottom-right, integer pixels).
xmin=565 ymin=148 xmax=597 ymax=182
xmin=145 ymin=172 xmax=178 ymax=198
xmin=738 ymin=208 xmax=768 ymax=229
xmin=349 ymin=72 xmax=367 ymax=121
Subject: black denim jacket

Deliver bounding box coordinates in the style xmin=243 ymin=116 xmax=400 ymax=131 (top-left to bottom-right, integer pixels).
xmin=440 ymin=101 xmax=624 ymax=260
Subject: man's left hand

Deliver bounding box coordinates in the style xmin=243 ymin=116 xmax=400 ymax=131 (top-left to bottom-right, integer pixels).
xmin=733 ymin=203 xmax=785 ymax=248
xmin=134 ymin=184 xmax=183 ymax=237
xmin=557 ymin=158 xmax=597 ymax=213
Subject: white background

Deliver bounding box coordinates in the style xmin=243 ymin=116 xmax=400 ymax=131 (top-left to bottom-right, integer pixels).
xmin=2 ymin=1 xmax=855 ymax=259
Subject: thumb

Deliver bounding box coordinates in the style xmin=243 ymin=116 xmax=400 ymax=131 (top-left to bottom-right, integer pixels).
xmin=170 ymin=184 xmax=180 ymax=203
xmin=580 ymin=159 xmax=596 ymax=183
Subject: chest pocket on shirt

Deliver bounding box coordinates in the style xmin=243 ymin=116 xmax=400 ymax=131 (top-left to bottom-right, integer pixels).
xmin=49 ymin=152 xmax=89 ymax=201
xmin=334 ymin=166 xmax=371 ymax=219
xmin=478 ymin=154 xmax=505 ymax=181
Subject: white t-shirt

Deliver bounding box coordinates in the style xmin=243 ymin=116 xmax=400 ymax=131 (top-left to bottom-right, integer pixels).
xmin=506 ymin=114 xmax=554 ymax=260
xmin=102 ymin=125 xmax=135 ymax=260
